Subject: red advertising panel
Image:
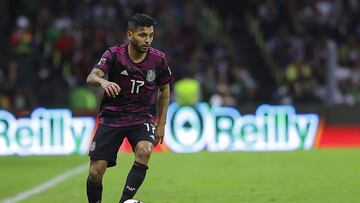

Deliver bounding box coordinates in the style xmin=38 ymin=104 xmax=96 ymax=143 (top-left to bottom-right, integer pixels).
xmin=316 ymin=125 xmax=360 ymax=148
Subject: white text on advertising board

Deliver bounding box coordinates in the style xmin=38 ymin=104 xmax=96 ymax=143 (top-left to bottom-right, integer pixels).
xmin=164 ymin=103 xmax=319 ymax=153
xmin=0 ymin=108 xmax=95 ymax=155
xmin=0 ymin=104 xmax=319 ymax=155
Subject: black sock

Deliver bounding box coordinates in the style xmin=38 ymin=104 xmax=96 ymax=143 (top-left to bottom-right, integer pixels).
xmin=119 ymin=162 xmax=148 ymax=203
xmin=87 ymin=177 xmax=103 ymax=203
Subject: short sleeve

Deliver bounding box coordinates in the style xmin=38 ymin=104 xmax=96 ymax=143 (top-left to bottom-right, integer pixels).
xmin=157 ymin=56 xmax=173 ymax=86
xmin=95 ymin=49 xmax=112 ymax=74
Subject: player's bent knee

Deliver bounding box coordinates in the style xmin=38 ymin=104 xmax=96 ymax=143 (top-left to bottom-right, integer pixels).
xmin=89 ymin=169 xmax=103 ymax=183
xmin=135 ymin=144 xmax=153 ymax=163
xmin=136 ymin=147 xmax=152 ymax=160
xmin=88 ymin=161 xmax=107 ymax=183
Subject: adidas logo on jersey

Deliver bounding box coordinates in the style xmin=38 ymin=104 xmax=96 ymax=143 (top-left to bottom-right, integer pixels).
xmin=120 ymin=70 xmax=129 ymax=76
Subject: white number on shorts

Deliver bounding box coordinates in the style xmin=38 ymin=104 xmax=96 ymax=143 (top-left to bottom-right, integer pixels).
xmin=144 ymin=123 xmax=156 ymax=134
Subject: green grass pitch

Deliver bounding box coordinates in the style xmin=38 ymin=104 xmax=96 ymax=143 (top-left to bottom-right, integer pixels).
xmin=1 ymin=149 xmax=359 ymax=203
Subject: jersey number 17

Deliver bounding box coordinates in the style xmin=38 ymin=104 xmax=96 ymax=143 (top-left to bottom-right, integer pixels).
xmin=130 ymin=79 xmax=144 ymax=94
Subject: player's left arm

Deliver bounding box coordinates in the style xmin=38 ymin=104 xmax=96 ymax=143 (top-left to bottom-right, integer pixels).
xmin=155 ymin=83 xmax=170 ymax=145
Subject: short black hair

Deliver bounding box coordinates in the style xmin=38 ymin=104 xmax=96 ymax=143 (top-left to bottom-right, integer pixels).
xmin=128 ymin=13 xmax=156 ymax=31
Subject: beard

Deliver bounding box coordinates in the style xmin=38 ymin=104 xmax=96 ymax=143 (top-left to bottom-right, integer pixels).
xmin=131 ymin=41 xmax=148 ymax=53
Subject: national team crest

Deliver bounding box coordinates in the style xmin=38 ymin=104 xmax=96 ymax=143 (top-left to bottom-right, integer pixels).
xmin=146 ymin=70 xmax=156 ymax=82
xmin=90 ymin=142 xmax=96 ymax=151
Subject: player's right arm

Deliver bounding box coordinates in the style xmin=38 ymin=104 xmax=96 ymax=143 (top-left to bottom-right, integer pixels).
xmin=86 ymin=68 xmax=121 ymax=98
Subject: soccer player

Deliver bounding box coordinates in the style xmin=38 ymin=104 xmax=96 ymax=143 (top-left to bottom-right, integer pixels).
xmin=85 ymin=13 xmax=173 ymax=203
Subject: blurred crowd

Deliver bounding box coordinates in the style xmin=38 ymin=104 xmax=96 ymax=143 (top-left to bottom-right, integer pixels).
xmin=1 ymin=0 xmax=359 ymax=112
xmin=0 ymin=0 xmax=257 ymax=111
xmin=256 ymin=0 xmax=360 ymax=105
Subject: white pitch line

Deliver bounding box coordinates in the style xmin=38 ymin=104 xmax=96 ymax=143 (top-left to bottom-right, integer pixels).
xmin=2 ymin=163 xmax=88 ymax=203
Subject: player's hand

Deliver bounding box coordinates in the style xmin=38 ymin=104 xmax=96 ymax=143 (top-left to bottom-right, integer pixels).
xmin=100 ymin=81 xmax=121 ymax=98
xmin=155 ymin=123 xmax=165 ymax=146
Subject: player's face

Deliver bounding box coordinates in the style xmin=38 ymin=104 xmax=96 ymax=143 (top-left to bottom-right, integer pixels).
xmin=128 ymin=26 xmax=154 ymax=53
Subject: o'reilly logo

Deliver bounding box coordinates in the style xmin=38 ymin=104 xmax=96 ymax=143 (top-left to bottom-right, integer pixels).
xmin=0 ymin=108 xmax=95 ymax=155
xmin=164 ymin=103 xmax=319 ymax=153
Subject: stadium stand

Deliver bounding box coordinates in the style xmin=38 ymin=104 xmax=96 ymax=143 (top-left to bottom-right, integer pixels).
xmin=0 ymin=0 xmax=359 ymax=111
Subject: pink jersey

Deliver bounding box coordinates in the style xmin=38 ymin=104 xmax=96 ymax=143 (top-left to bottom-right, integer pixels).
xmin=95 ymin=44 xmax=173 ymax=127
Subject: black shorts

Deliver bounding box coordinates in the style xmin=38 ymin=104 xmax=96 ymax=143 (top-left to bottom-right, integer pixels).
xmin=88 ymin=123 xmax=156 ymax=167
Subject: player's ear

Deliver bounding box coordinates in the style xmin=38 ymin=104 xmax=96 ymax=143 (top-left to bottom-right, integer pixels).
xmin=127 ymin=31 xmax=132 ymax=41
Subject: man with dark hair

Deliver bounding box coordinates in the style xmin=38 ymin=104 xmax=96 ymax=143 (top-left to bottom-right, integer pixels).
xmin=86 ymin=13 xmax=173 ymax=203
